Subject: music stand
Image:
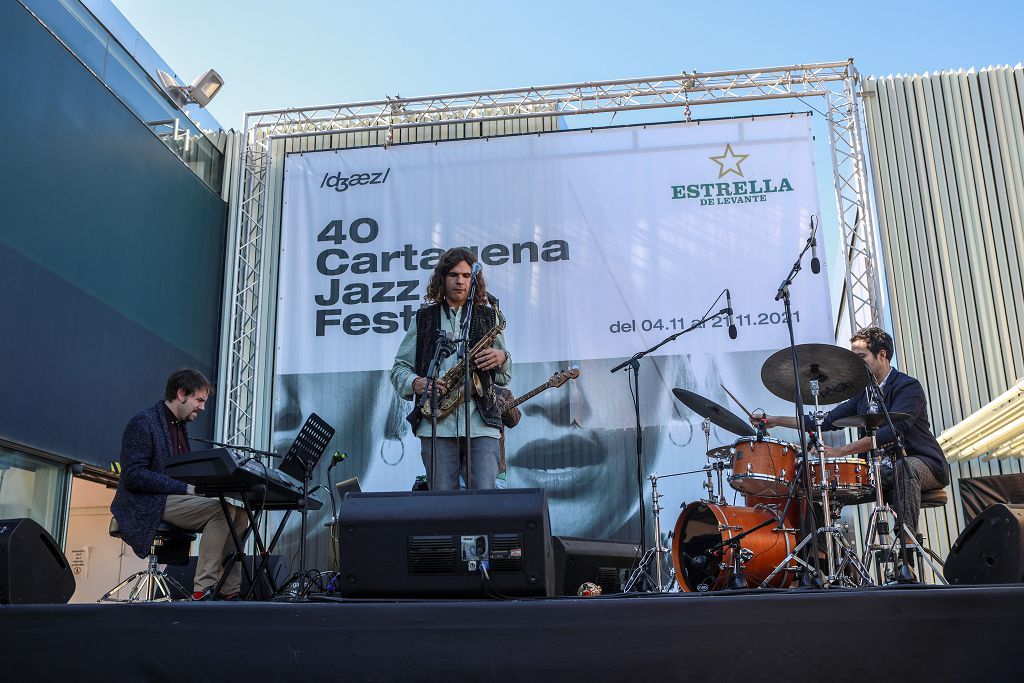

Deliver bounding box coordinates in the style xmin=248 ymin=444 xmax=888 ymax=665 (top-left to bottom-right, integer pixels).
xmin=279 ymin=413 xmax=335 ymax=597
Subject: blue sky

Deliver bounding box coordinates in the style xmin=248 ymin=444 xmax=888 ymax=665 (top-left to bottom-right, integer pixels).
xmin=110 ymin=0 xmax=1022 ymax=314
xmin=112 ymin=0 xmax=1021 ymax=131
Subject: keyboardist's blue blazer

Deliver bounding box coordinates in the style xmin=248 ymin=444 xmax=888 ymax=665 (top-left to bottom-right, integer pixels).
xmin=110 ymin=402 xmax=189 ymax=558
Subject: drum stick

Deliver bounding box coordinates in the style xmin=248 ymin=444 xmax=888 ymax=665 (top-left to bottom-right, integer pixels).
xmin=720 ymin=383 xmax=753 ymax=418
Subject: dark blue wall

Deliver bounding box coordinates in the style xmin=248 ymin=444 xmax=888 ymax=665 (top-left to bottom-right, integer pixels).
xmin=0 ymin=1 xmax=227 ymax=467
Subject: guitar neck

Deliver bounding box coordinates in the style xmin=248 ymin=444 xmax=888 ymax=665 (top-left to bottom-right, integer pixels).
xmin=503 ymin=383 xmax=550 ymax=414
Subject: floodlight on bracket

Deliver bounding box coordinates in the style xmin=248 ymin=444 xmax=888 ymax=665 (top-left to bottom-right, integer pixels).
xmin=157 ymin=68 xmax=225 ymax=108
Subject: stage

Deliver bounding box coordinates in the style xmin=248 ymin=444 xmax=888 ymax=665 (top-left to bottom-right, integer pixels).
xmin=6 ymin=584 xmax=1022 ymax=681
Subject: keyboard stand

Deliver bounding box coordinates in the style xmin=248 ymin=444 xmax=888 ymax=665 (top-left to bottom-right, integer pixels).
xmin=206 ymin=489 xmax=296 ymax=601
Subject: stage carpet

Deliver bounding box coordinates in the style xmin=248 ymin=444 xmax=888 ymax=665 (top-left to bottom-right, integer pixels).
xmin=4 ymin=584 xmax=1022 ymax=681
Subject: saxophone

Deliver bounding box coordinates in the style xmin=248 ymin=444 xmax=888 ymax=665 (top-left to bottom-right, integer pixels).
xmin=420 ymin=303 xmax=506 ymax=420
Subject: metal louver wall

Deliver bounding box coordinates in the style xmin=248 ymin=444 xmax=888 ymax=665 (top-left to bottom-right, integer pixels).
xmin=862 ymin=65 xmax=1024 ymax=569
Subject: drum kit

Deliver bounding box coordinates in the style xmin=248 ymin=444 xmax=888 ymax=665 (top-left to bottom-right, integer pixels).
xmin=633 ymin=343 xmax=933 ymax=593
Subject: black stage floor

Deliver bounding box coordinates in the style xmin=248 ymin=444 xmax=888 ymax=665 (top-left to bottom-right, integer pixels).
xmin=5 ymin=585 xmax=1022 ymax=682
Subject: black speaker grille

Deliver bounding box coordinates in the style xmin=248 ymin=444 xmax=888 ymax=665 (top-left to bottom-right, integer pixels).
xmin=594 ymin=566 xmax=624 ymax=592
xmin=489 ymin=533 xmax=523 ymax=572
xmin=408 ymin=535 xmax=456 ymax=574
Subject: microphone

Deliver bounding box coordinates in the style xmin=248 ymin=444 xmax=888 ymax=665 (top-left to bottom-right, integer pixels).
xmin=726 ymin=289 xmax=738 ymax=340
xmin=327 ymin=452 xmax=347 ymax=470
xmin=810 ymin=218 xmax=821 ymax=274
xmin=470 ymin=262 xmax=482 ymax=281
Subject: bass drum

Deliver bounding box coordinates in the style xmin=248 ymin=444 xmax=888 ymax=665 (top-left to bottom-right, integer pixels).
xmin=672 ymin=501 xmax=799 ymax=592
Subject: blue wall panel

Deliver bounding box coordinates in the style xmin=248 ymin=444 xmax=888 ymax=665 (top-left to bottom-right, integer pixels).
xmin=0 ymin=2 xmax=226 ymax=466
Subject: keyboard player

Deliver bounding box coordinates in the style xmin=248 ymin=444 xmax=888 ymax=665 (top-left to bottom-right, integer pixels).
xmin=110 ymin=369 xmax=248 ymax=601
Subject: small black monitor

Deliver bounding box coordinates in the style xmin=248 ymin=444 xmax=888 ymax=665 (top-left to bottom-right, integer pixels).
xmin=552 ymin=536 xmax=641 ymax=595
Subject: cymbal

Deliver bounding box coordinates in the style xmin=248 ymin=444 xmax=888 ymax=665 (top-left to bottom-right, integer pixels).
xmin=760 ymin=344 xmax=868 ymax=405
xmin=672 ymin=388 xmax=755 ymax=437
xmin=706 ymin=444 xmax=735 ymax=460
xmin=833 ymin=412 xmax=910 ymax=430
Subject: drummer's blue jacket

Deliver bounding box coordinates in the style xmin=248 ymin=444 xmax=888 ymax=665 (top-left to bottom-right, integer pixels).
xmin=804 ymin=369 xmax=949 ymax=486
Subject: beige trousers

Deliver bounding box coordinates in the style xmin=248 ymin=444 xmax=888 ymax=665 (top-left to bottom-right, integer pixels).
xmin=162 ymin=494 xmax=248 ymax=594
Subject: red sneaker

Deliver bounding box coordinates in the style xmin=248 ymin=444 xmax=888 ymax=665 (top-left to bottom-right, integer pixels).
xmin=192 ymin=588 xmax=216 ymax=601
xmin=192 ymin=588 xmax=240 ymax=601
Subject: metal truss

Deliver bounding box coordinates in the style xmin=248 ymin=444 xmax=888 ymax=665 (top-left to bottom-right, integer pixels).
xmin=825 ymin=65 xmax=883 ymax=336
xmin=222 ymin=59 xmax=882 ymax=445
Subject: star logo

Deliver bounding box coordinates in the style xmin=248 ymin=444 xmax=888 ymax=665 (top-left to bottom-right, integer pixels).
xmin=709 ymin=144 xmax=750 ymax=179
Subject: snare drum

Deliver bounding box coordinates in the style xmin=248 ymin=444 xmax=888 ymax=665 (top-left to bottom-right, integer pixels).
xmin=807 ymin=457 xmax=873 ymax=503
xmin=672 ymin=501 xmax=799 ymax=592
xmin=728 ymin=437 xmax=798 ymax=498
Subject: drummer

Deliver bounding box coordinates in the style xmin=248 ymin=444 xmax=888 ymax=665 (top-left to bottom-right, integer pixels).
xmin=756 ymin=327 xmax=949 ymax=540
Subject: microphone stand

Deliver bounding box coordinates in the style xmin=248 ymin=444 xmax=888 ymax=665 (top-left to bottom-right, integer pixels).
xmin=610 ymin=297 xmax=732 ymax=558
xmin=413 ymin=332 xmax=457 ymax=490
xmin=773 ymin=222 xmax=825 ymax=587
xmin=458 ymin=273 xmax=481 ymax=490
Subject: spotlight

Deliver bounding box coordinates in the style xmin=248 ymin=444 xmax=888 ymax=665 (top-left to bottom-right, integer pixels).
xmin=156 ymin=68 xmax=225 ymax=108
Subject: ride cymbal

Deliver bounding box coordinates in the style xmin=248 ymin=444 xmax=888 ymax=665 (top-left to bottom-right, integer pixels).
xmin=760 ymin=343 xmax=868 ymax=405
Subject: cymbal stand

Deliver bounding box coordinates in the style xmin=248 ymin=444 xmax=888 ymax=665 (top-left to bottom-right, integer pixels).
xmin=699 ymin=419 xmax=727 ymax=505
xmin=625 ymin=469 xmax=704 ymax=592
xmin=758 ymin=382 xmax=872 ymax=589
xmin=808 ymin=377 xmax=840 ymax=583
xmin=758 ymin=464 xmax=823 ymax=588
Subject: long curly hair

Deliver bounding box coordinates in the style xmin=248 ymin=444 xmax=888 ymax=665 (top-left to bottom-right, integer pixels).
xmin=424 ymin=247 xmax=489 ymax=305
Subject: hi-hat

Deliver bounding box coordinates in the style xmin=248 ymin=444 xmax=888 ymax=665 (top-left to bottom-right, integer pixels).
xmin=833 ymin=413 xmax=910 ymax=430
xmin=760 ymin=343 xmax=868 ymax=405
xmin=672 ymin=388 xmax=755 ymax=437
xmin=706 ymin=444 xmax=736 ymax=460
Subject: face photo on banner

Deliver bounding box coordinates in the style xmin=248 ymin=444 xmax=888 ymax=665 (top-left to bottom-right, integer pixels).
xmin=271 ymin=113 xmax=833 ymax=546
xmin=272 ymin=370 xmax=413 ymax=495
xmin=505 ymin=353 xmax=716 ymax=541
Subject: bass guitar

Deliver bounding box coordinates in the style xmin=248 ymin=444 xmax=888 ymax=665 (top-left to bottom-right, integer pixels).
xmin=497 ymin=366 xmax=580 ymax=428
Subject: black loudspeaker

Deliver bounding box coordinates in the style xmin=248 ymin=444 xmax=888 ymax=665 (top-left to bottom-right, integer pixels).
xmin=338 ymin=488 xmax=554 ymax=598
xmin=0 ymin=518 xmax=76 ymax=604
xmin=552 ymin=536 xmax=641 ymax=595
xmin=944 ymin=503 xmax=1024 ymax=585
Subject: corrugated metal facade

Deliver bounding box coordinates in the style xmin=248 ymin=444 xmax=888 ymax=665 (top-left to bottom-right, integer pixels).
xmin=862 ymin=65 xmax=1024 ymax=572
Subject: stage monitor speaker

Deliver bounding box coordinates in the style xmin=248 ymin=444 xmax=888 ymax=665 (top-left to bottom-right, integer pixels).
xmin=944 ymin=503 xmax=1024 ymax=585
xmin=337 ymin=488 xmax=554 ymax=598
xmin=0 ymin=518 xmax=75 ymax=604
xmin=552 ymin=536 xmax=640 ymax=595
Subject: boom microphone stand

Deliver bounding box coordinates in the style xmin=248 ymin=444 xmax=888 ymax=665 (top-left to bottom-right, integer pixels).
xmin=191 ymin=438 xmax=282 ymax=462
xmin=610 ymin=293 xmax=733 ymax=563
xmin=773 ymin=223 xmax=825 ymax=586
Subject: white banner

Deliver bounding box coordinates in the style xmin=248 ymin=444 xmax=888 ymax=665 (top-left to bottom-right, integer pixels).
xmin=273 ymin=115 xmax=833 ymax=546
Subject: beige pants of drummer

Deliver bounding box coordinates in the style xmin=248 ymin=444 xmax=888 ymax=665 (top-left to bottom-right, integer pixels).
xmin=162 ymin=494 xmax=248 ymax=595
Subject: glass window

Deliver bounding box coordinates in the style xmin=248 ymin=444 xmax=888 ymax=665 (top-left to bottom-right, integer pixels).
xmin=24 ymin=0 xmax=109 ymax=79
xmin=0 ymin=445 xmax=71 ymax=543
xmin=19 ymin=0 xmax=225 ymax=194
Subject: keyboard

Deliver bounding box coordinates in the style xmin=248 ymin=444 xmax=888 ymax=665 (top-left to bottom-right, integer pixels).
xmin=166 ymin=448 xmax=323 ymax=510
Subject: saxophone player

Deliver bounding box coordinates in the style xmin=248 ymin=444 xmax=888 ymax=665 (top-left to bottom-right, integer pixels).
xmin=390 ymin=247 xmax=512 ymax=490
